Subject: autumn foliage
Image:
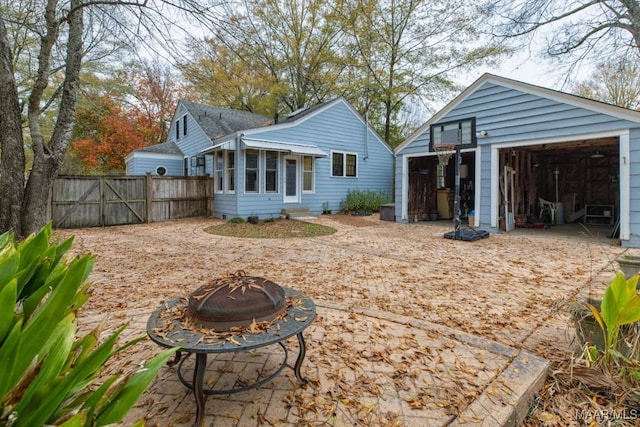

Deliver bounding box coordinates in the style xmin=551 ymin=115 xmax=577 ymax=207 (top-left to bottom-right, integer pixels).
xmin=70 ymin=98 xmax=153 ymax=174
xmin=68 ymin=62 xmax=181 ymax=174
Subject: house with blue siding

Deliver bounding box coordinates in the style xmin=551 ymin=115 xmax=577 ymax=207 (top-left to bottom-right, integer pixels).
xmin=127 ymin=98 xmax=393 ymax=220
xmin=394 ymin=73 xmax=640 ymax=247
xmin=126 ymin=101 xmax=272 ymax=177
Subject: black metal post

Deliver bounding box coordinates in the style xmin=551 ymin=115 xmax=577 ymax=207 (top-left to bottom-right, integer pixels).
xmin=454 ymin=146 xmax=461 ymax=239
xmin=193 ymin=353 xmax=207 ymax=426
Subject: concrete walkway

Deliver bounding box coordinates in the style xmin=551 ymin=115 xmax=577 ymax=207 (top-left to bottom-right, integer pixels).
xmin=57 ymin=216 xmax=631 ymax=426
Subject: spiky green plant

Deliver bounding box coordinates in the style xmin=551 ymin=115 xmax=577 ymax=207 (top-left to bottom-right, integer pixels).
xmin=0 ymin=224 xmax=176 ymax=426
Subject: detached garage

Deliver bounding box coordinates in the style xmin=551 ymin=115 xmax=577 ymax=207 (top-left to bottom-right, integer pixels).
xmin=394 ymin=73 xmax=640 ymax=247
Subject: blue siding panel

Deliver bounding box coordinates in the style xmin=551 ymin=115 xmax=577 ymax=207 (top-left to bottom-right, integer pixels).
xmin=628 ymin=129 xmax=640 ymax=247
xmin=212 ymin=193 xmax=238 ymax=220
xmin=127 ymin=102 xmax=215 ymax=177
xmin=126 ymin=156 xmax=183 ymax=176
xmin=394 ymin=156 xmax=404 ymax=222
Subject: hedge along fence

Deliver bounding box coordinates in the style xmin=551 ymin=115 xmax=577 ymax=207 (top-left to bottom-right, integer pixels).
xmin=51 ymin=174 xmax=214 ymax=228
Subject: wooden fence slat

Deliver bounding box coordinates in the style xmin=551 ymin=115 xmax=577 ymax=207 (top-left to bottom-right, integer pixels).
xmin=103 ymin=179 xmax=145 ymax=223
xmin=53 ymin=180 xmax=101 ymax=227
xmin=52 ymin=175 xmax=213 ymax=228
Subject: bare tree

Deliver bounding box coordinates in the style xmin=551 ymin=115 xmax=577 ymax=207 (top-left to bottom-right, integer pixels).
xmin=573 ymin=57 xmax=640 ymax=109
xmin=0 ymin=9 xmax=26 ymax=234
xmin=182 ymin=0 xmax=507 ymax=146
xmin=216 ymin=0 xmax=345 ymax=114
xmin=485 ymin=0 xmax=640 ymax=71
xmin=0 ymin=0 xmax=223 ymax=236
xmin=338 ymin=0 xmax=507 ymax=146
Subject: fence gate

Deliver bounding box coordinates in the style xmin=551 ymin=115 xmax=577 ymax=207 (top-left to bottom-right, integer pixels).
xmin=52 ymin=175 xmax=213 ymax=228
xmin=52 ymin=176 xmax=147 ymax=228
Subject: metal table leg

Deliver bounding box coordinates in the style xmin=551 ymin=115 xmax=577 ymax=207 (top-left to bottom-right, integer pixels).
xmin=167 ymin=350 xmax=183 ymax=367
xmin=293 ymin=332 xmax=308 ymax=384
xmin=193 ymin=353 xmax=207 ymax=426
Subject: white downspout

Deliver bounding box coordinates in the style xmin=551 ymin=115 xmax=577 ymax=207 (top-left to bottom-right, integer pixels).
xmin=364 ymin=112 xmax=369 ymax=160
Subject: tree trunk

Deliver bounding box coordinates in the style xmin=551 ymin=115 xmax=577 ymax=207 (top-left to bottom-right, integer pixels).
xmin=21 ymin=0 xmax=83 ymax=236
xmin=0 ymin=15 xmax=25 ymax=236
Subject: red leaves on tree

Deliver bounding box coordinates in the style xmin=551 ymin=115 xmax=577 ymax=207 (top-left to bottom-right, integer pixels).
xmin=68 ymin=61 xmax=183 ymax=174
xmin=71 ymin=99 xmax=153 ymax=173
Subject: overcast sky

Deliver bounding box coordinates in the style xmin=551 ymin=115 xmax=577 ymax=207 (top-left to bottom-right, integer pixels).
xmin=464 ymin=50 xmax=592 ymax=91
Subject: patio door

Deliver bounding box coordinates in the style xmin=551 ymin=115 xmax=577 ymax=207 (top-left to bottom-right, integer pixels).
xmin=284 ymin=155 xmax=300 ymax=204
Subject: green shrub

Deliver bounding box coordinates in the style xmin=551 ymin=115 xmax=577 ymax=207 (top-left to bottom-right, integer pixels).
xmin=341 ymin=189 xmax=392 ymax=212
xmin=0 ymin=224 xmax=176 ymax=426
xmin=586 ymin=272 xmax=640 ymax=364
xmin=228 ymin=217 xmax=245 ymax=223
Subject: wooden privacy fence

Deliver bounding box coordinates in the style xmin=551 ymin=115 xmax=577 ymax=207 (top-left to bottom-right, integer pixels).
xmin=52 ymin=174 xmax=214 ymax=229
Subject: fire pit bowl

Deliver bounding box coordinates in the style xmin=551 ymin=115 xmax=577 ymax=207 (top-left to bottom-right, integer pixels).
xmin=188 ymin=271 xmax=286 ymax=331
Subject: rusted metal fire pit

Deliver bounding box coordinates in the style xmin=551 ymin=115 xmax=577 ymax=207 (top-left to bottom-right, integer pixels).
xmin=146 ymin=271 xmax=316 ymax=427
xmin=188 ymin=271 xmax=286 ymax=331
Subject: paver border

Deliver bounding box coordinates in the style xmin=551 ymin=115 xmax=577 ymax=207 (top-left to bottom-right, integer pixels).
xmin=318 ymin=301 xmax=550 ymax=426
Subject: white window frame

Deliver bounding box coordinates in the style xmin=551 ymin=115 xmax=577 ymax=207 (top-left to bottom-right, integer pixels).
xmin=303 ymin=156 xmax=314 ymax=193
xmin=265 ymin=151 xmax=279 ymax=193
xmin=331 ymin=150 xmax=358 ymax=178
xmin=214 ymin=151 xmax=224 ymax=193
xmin=225 ymin=151 xmax=235 ymax=193
xmin=191 ymin=155 xmax=205 ymax=176
xmin=245 ymin=149 xmax=259 ymax=193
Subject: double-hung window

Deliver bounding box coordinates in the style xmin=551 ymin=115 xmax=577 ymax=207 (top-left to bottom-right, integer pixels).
xmin=331 ymin=151 xmax=357 ymax=177
xmin=265 ymin=151 xmax=278 ymax=192
xmin=226 ymin=152 xmax=235 ymax=192
xmin=214 ymin=152 xmax=224 ymax=192
xmin=303 ymin=156 xmax=314 ymax=192
xmin=245 ymin=150 xmax=259 ymax=192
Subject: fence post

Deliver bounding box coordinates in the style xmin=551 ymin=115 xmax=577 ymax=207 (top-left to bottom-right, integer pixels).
xmin=146 ymin=173 xmax=153 ymax=223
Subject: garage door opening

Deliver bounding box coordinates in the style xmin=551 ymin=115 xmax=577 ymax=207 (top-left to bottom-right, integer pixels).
xmin=498 ymin=137 xmax=619 ymax=234
xmin=407 ymin=151 xmax=476 ymax=222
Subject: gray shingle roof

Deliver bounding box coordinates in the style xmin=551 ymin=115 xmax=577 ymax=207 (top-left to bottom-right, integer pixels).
xmin=279 ymin=98 xmax=337 ymax=123
xmin=132 ymin=99 xmax=338 ymax=156
xmin=135 ymin=141 xmax=182 ymax=154
xmin=181 ymin=100 xmax=273 ymax=140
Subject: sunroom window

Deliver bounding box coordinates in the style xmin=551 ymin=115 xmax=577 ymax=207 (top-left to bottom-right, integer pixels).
xmin=245 ymin=150 xmax=258 ymax=192
xmin=265 ymin=151 xmax=278 ymax=192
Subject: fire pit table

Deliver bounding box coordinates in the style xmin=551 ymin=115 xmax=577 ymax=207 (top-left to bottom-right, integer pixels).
xmin=146 ymin=285 xmax=315 ymax=426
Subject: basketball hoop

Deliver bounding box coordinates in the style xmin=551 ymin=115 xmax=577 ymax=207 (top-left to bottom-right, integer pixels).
xmin=433 ymin=143 xmax=457 ymax=166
